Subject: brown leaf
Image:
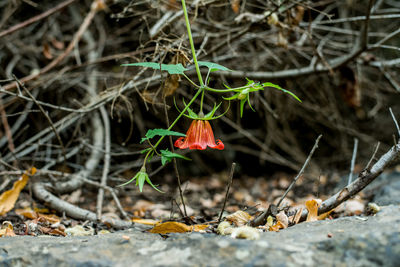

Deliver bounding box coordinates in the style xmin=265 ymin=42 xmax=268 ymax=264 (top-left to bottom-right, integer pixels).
xmin=269 ymin=221 xmax=285 ymax=232
xmin=225 ymin=210 xmax=253 ymax=227
xmin=231 ymin=0 xmax=241 ymax=14
xmin=306 ymin=199 xmax=332 ymax=221
xmin=0 ymin=221 xmax=16 ymax=237
xmin=306 ymin=199 xmax=320 ymax=222
xmin=292 ymin=207 xmax=304 ymax=224
xmin=148 ymin=221 xmax=191 ymax=234
xmin=43 ymin=43 xmax=53 ymax=59
xmin=51 ymin=38 xmax=64 ymax=50
xmin=15 ymin=208 xmax=37 ymax=219
xmin=193 ymin=224 xmax=209 ymax=232
xmin=148 ymin=221 xmax=208 ymax=234
xmin=39 ymin=226 xmax=66 ymax=236
xmin=338 ymin=66 xmax=361 ymax=108
xmin=132 ymin=218 xmax=160 ymax=226
xmin=15 ymin=207 xmax=60 ymax=224
xmin=163 ymin=74 xmax=180 ymax=97
xmin=165 ymin=0 xmax=179 ymax=10
xmin=276 ymin=211 xmax=288 ymax=228
xmin=0 ymin=167 xmax=36 ymax=216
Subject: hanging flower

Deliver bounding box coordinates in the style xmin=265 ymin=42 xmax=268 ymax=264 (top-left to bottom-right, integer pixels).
xmin=174 ymin=120 xmax=224 ymax=150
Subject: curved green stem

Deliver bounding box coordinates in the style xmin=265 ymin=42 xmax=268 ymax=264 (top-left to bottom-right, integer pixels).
xmin=204 ymin=85 xmax=249 ymax=93
xmin=181 ymin=0 xmax=204 ymax=87
xmin=151 ymin=88 xmax=203 ymax=151
xmin=182 ymin=73 xmax=200 ymax=88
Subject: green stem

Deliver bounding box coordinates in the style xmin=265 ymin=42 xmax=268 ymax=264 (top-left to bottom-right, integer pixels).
xmin=182 ymin=73 xmax=200 ymax=88
xmin=205 ymin=82 xmax=271 ymax=93
xmin=205 ymin=85 xmax=249 ymax=93
xmin=151 ymin=88 xmax=202 ymax=150
xmin=199 ymin=88 xmax=205 ymax=115
xmin=181 ymin=0 xmax=204 ymax=87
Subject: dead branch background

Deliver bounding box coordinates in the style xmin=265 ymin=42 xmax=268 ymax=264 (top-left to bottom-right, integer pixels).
xmin=0 ymin=0 xmax=399 ymax=222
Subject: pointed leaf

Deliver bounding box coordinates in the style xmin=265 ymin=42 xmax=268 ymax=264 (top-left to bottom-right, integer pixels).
xmin=122 ymin=62 xmax=188 ymax=75
xmin=182 ymin=99 xmax=198 ymax=118
xmin=117 ymin=172 xmax=139 ymax=187
xmin=160 ymin=149 xmax=191 ymax=165
xmin=223 ymin=93 xmax=240 ymax=101
xmin=198 ymin=61 xmax=231 ymax=72
xmin=145 ymin=176 xmax=163 ymax=193
xmin=0 ymin=167 xmax=36 ymax=216
xmin=138 ymin=172 xmax=146 ymax=192
xmin=141 ymin=129 xmax=186 ymax=143
xmin=204 ymin=102 xmax=222 ymax=119
xmin=262 ymin=82 xmax=301 ymax=102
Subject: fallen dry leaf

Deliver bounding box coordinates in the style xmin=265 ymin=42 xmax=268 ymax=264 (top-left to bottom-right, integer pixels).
xmin=276 ymin=211 xmax=289 ymax=229
xmin=292 ymin=207 xmax=304 ymax=224
xmin=226 ymin=210 xmax=253 ymax=227
xmin=43 ymin=43 xmax=53 ymax=59
xmin=306 ymin=199 xmax=320 ymax=222
xmin=148 ymin=221 xmax=208 ymax=234
xmin=269 ymin=221 xmax=285 ymax=232
xmin=231 ymin=0 xmax=241 ymax=14
xmin=39 ymin=226 xmax=66 ymax=237
xmin=0 ymin=221 xmax=16 ymax=237
xmin=193 ymin=224 xmax=209 ymax=232
xmin=163 ymin=74 xmax=180 ymax=97
xmin=15 ymin=208 xmax=60 ymax=224
xmin=132 ymin=218 xmax=161 ymax=226
xmin=0 ymin=167 xmax=36 ymax=216
xmin=306 ymin=199 xmax=333 ymax=221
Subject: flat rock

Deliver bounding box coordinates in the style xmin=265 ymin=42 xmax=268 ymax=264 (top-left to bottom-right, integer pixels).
xmin=1 ymin=205 xmax=399 ymax=266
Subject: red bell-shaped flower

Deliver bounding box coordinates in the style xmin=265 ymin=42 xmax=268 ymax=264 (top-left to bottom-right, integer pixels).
xmin=174 ymin=120 xmax=224 ymax=150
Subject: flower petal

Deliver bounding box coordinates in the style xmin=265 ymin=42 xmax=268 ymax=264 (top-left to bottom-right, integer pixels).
xmin=175 ymin=120 xmax=224 ymax=150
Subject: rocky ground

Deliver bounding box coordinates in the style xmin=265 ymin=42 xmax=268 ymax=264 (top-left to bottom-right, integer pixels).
xmin=0 ymin=172 xmax=399 ymax=267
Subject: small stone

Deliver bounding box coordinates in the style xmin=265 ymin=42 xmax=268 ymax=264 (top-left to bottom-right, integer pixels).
xmin=235 ymin=250 xmax=250 ymax=260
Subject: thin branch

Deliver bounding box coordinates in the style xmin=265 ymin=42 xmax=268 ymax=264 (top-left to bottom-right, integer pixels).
xmin=348 ymin=138 xmax=359 ymax=185
xmin=277 ymin=134 xmax=322 ymax=207
xmin=218 ymin=162 xmax=236 ymax=223
xmin=163 ymin=96 xmax=187 ymax=217
xmin=389 ymin=107 xmax=400 ymax=138
xmin=301 ymin=140 xmax=400 ymax=220
xmin=83 ymin=178 xmax=130 ymax=220
xmin=0 ymin=99 xmax=15 ymax=154
xmin=0 ymin=0 xmax=77 ymax=38
xmin=96 ymin=106 xmax=111 ymax=220
xmin=365 ymin=142 xmax=380 ymax=171
xmin=2 ymin=0 xmax=101 ymax=91
xmin=213 ymin=0 xmax=374 ymax=80
xmin=15 ymin=75 xmax=67 ymax=164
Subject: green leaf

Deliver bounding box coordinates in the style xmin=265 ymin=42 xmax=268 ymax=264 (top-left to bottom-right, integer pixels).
xmin=145 ymin=176 xmax=163 ymax=193
xmin=262 ymin=82 xmax=302 ymax=102
xmin=118 ymin=169 xmax=146 ymax=187
xmin=160 ymin=149 xmax=191 ymax=165
xmin=182 ymin=99 xmax=199 ymax=118
xmin=140 ymin=129 xmax=186 ymax=143
xmin=240 ymin=98 xmax=246 ymax=118
xmin=121 ymin=62 xmax=188 ymax=75
xmin=204 ymin=102 xmax=222 ymax=119
xmin=137 ymin=172 xmax=146 ymax=192
xmin=223 ymin=93 xmax=240 ymax=101
xmin=198 ymin=61 xmax=231 ymax=72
